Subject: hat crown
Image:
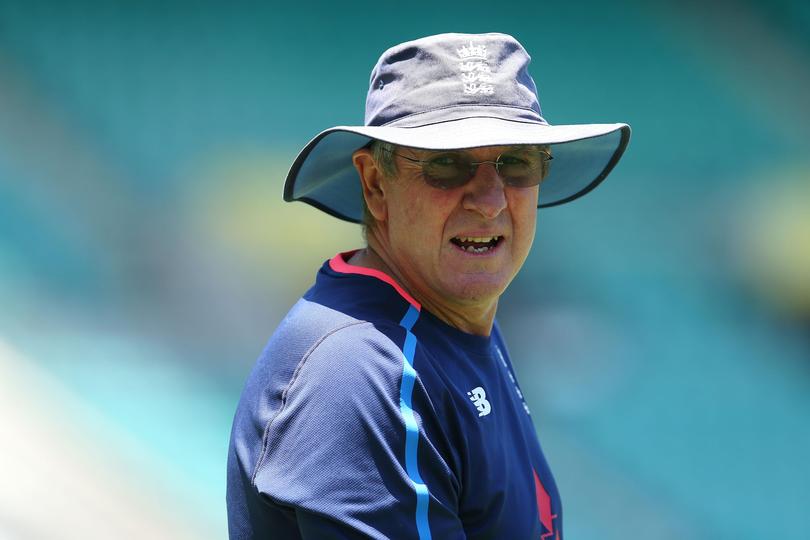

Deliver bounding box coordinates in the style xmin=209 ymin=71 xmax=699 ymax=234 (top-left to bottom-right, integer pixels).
xmin=364 ymin=33 xmax=545 ymax=127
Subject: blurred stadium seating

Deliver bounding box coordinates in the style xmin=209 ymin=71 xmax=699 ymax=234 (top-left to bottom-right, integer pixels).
xmin=0 ymin=1 xmax=808 ymax=538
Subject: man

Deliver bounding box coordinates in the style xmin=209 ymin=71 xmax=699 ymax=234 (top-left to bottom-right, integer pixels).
xmin=227 ymin=32 xmax=630 ymax=539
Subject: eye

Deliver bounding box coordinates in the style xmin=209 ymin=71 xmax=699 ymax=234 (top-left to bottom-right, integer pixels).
xmin=499 ymin=154 xmax=530 ymax=166
xmin=427 ymin=153 xmax=462 ymax=167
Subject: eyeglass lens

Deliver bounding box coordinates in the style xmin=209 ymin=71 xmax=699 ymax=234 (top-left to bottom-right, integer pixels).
xmin=421 ymin=150 xmax=551 ymax=189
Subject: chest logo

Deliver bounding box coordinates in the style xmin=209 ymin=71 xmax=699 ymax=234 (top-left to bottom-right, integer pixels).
xmin=467 ymin=386 xmax=491 ymax=417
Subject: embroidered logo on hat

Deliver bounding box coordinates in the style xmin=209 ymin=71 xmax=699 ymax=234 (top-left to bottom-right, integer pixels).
xmin=457 ymin=41 xmax=495 ymax=95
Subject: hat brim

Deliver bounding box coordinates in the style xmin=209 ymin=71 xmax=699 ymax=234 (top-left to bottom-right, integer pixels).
xmin=284 ymin=116 xmax=631 ymax=223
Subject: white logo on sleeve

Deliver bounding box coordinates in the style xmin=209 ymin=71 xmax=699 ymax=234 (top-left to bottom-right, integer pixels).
xmin=467 ymin=386 xmax=491 ymax=417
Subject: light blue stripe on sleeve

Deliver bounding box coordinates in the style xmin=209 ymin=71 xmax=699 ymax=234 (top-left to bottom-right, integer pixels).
xmin=398 ymin=305 xmax=431 ymax=540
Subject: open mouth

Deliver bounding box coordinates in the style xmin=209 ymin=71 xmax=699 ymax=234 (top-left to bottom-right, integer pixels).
xmin=450 ymin=235 xmax=504 ymax=254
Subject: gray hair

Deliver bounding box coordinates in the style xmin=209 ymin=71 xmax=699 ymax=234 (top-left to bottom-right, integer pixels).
xmin=370 ymin=139 xmax=398 ymax=178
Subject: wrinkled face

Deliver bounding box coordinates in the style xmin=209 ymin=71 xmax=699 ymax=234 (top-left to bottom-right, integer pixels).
xmin=380 ymin=145 xmax=541 ymax=311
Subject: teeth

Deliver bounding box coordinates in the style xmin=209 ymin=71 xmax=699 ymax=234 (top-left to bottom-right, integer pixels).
xmin=451 ymin=235 xmax=502 ymax=254
xmin=457 ymin=236 xmax=498 ymax=242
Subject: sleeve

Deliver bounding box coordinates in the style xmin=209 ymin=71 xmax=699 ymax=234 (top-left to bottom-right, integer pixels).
xmin=251 ymin=323 xmax=466 ymax=540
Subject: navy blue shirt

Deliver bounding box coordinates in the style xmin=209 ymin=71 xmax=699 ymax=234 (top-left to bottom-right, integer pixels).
xmin=227 ymin=252 xmax=562 ymax=539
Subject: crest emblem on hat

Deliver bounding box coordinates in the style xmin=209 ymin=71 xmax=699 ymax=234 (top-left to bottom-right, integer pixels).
xmin=456 ymin=41 xmax=495 ymax=95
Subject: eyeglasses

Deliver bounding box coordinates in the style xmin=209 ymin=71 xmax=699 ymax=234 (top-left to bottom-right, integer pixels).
xmin=385 ymin=147 xmax=553 ymax=190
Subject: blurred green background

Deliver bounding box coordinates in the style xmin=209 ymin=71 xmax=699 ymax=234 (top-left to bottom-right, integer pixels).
xmin=1 ymin=1 xmax=809 ymax=538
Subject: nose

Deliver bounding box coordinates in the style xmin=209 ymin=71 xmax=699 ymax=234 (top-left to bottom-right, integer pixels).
xmin=462 ymin=162 xmax=507 ymax=219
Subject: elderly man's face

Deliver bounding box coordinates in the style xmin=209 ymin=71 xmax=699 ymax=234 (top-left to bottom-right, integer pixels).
xmin=374 ymin=145 xmax=540 ymax=315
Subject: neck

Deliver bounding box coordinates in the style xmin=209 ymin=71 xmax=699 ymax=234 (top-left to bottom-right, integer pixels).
xmin=348 ymin=244 xmax=498 ymax=336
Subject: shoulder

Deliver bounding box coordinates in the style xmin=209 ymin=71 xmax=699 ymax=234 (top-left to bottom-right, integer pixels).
xmin=253 ymin=320 xmax=413 ymax=491
xmin=283 ymin=317 xmax=407 ymax=404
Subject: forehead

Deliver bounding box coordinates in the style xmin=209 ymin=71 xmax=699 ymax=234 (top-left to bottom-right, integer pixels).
xmin=405 ymin=144 xmax=545 ymax=156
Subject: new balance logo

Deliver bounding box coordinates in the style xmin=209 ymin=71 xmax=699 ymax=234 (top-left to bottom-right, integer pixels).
xmin=467 ymin=386 xmax=491 ymax=417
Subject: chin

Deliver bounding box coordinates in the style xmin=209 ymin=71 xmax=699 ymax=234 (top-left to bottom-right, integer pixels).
xmin=445 ymin=275 xmax=510 ymax=305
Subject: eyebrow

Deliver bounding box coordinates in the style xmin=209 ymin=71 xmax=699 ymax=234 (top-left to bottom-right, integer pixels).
xmin=418 ymin=145 xmax=547 ymax=154
xmin=402 ymin=145 xmax=551 ymax=162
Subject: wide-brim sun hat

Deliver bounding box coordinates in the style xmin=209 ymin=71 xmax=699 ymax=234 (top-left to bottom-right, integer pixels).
xmin=284 ymin=32 xmax=631 ymax=223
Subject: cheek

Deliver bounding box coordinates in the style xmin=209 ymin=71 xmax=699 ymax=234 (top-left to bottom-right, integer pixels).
xmin=401 ymin=197 xmax=424 ymax=225
xmin=510 ymin=190 xmax=539 ymax=244
xmin=399 ymin=190 xmax=455 ymax=238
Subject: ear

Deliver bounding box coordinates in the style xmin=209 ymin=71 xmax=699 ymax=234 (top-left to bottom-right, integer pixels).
xmin=352 ymin=147 xmax=388 ymax=223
